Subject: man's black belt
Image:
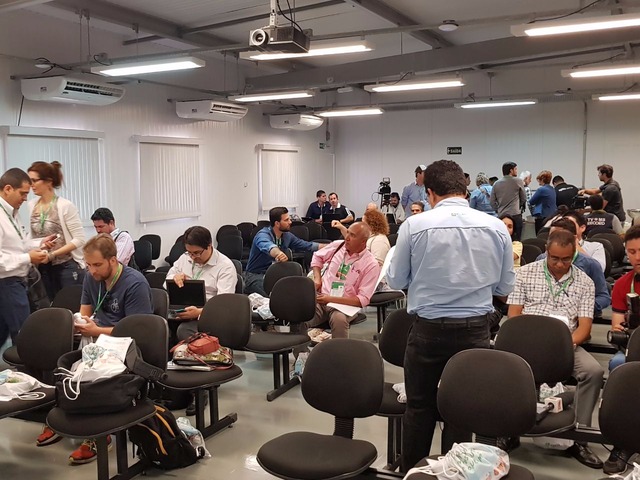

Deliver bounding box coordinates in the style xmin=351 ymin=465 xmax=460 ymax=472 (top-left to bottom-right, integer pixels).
xmin=416 ymin=313 xmax=490 ymax=329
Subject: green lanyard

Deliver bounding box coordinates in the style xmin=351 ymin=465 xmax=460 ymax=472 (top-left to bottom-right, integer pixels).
xmin=192 ymin=262 xmax=205 ymax=280
xmin=543 ymin=262 xmax=574 ymax=299
xmin=0 ymin=203 xmax=23 ymax=239
xmin=94 ymin=264 xmax=123 ymax=314
xmin=38 ymin=195 xmax=57 ymax=230
xmin=336 ymin=250 xmax=357 ymax=280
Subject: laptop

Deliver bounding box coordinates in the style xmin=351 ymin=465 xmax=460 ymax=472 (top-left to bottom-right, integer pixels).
xmin=385 ymin=213 xmax=396 ymax=225
xmin=165 ymin=279 xmax=207 ymax=319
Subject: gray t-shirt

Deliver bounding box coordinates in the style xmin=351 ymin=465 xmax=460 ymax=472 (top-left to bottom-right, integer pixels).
xmin=81 ymin=266 xmax=153 ymax=327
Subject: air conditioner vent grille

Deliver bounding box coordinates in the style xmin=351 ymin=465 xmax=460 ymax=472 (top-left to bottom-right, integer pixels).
xmin=64 ymin=80 xmax=124 ymax=98
xmin=209 ymin=103 xmax=248 ymax=116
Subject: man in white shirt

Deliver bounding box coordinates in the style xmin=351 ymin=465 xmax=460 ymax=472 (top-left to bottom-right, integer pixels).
xmin=91 ymin=207 xmax=135 ymax=266
xmin=0 ymin=168 xmax=49 ymax=347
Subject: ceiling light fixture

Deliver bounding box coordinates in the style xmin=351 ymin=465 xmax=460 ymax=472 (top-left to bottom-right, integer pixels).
xmin=230 ymin=90 xmax=314 ymax=102
xmin=438 ymin=20 xmax=459 ymax=32
xmin=511 ymin=12 xmax=640 ymax=37
xmin=364 ymin=77 xmax=464 ymax=93
xmin=91 ymin=56 xmax=205 ymax=76
xmin=317 ymin=107 xmax=384 ymax=117
xmin=593 ymin=92 xmax=640 ymax=101
xmin=454 ymin=99 xmax=538 ymax=109
xmin=239 ymin=41 xmax=373 ymax=61
xmin=561 ymin=63 xmax=640 ymax=78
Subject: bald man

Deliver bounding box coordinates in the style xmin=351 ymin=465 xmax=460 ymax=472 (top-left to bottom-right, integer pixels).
xmin=302 ymin=222 xmax=380 ymax=338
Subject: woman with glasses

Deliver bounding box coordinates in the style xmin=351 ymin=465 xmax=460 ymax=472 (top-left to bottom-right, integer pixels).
xmin=27 ymin=161 xmax=86 ymax=302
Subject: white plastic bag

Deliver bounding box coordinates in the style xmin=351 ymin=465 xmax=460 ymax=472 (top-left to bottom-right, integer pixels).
xmin=176 ymin=416 xmax=210 ymax=459
xmin=404 ymin=442 xmax=509 ymax=480
xmin=0 ymin=369 xmax=53 ymax=401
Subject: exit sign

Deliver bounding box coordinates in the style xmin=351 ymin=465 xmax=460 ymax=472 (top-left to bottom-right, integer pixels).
xmin=447 ymin=147 xmax=462 ymax=155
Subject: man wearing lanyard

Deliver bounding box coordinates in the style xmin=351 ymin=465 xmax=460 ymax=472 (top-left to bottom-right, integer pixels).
xmin=507 ymin=229 xmax=603 ymax=469
xmin=0 ymin=168 xmax=49 ymax=348
xmin=387 ymin=160 xmax=514 ymax=472
xmin=166 ymin=226 xmax=237 ymax=341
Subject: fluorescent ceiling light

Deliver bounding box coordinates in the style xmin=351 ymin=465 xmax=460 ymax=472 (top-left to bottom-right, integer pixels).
xmin=561 ymin=63 xmax=640 ymax=78
xmin=454 ymin=99 xmax=538 ymax=109
xmin=364 ymin=77 xmax=464 ymax=93
xmin=511 ymin=13 xmax=640 ymax=37
xmin=317 ymin=107 xmax=384 ymax=117
xmin=91 ymin=56 xmax=205 ymax=76
xmin=593 ymin=92 xmax=640 ymax=101
xmin=240 ymin=41 xmax=373 ymax=61
xmin=230 ymin=90 xmax=314 ymax=102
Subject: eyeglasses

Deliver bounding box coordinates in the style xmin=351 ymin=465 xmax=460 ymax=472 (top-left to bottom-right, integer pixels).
xmin=30 ymin=178 xmax=43 ymax=183
xmin=548 ymin=256 xmax=573 ymax=265
xmin=186 ymin=248 xmax=205 ymax=258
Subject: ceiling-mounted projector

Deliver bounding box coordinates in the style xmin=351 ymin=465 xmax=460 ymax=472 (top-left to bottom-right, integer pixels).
xmin=249 ymin=26 xmax=310 ymax=53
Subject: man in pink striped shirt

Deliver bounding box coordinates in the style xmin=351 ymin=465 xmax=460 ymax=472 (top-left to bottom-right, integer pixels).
xmin=303 ymin=222 xmax=380 ymax=338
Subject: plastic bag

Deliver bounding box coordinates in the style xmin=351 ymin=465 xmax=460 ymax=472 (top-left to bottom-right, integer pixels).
xmin=176 ymin=416 xmax=211 ymax=458
xmin=0 ymin=369 xmax=53 ymax=401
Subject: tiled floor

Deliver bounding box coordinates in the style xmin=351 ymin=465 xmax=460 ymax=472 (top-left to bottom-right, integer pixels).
xmin=0 ymin=312 xmax=626 ymax=480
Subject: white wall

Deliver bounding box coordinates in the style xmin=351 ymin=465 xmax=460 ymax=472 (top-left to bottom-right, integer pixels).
xmin=334 ymin=100 xmax=640 ymax=217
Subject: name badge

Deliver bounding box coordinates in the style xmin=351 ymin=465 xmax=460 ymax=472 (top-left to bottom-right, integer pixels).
xmin=330 ymin=281 xmax=345 ymax=297
xmin=549 ymin=313 xmax=570 ymax=329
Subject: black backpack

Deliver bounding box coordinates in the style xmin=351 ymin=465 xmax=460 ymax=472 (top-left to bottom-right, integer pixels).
xmin=129 ymin=404 xmax=201 ymax=470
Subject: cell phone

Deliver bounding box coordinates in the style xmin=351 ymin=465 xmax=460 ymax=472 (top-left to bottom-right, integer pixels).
xmin=174 ymin=308 xmax=186 ymax=313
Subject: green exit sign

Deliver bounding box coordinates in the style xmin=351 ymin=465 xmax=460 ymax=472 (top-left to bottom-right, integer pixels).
xmin=447 ymin=147 xmax=462 ymax=155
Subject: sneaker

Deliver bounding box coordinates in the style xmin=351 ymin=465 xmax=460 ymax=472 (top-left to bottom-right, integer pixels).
xmin=69 ymin=436 xmax=112 ymax=465
xmin=314 ymin=331 xmax=332 ymax=343
xmin=307 ymin=328 xmax=324 ymax=340
xmin=603 ymin=448 xmax=631 ymax=475
xmin=36 ymin=425 xmax=62 ymax=447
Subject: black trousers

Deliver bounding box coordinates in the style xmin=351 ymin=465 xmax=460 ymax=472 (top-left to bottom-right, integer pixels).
xmin=512 ymin=214 xmax=524 ymax=241
xmin=401 ymin=315 xmax=491 ymax=472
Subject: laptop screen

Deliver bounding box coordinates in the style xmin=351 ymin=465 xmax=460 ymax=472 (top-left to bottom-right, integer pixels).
xmin=165 ymin=279 xmax=207 ymax=308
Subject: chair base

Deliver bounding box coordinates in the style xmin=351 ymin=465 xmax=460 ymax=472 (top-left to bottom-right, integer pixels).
xmin=102 ymin=431 xmax=151 ymax=480
xmin=384 ymin=416 xmax=402 ymax=471
xmin=266 ymin=351 xmax=301 ymax=402
xmin=193 ymin=387 xmax=238 ymax=438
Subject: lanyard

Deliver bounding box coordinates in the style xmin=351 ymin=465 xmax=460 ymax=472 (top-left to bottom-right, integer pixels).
xmin=38 ymin=195 xmax=57 ymax=230
xmin=94 ymin=264 xmax=123 ymax=314
xmin=543 ymin=262 xmax=574 ymax=300
xmin=192 ymin=262 xmax=205 ymax=280
xmin=336 ymin=249 xmax=358 ymax=280
xmin=0 ymin=203 xmax=23 ymax=239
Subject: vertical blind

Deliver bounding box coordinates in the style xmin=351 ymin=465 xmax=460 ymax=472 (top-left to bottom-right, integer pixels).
xmin=258 ymin=144 xmax=300 ymax=213
xmin=138 ymin=140 xmax=201 ymax=223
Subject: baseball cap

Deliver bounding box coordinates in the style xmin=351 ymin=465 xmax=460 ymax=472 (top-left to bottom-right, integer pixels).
xmin=415 ymin=164 xmax=427 ymax=173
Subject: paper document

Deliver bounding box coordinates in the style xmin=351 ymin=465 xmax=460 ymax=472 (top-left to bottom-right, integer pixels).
xmin=327 ymin=303 xmax=362 ymax=317
xmin=95 ymin=335 xmax=132 ymax=363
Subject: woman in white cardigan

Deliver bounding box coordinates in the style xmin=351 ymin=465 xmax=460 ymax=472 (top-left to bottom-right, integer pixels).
xmin=27 ymin=161 xmax=86 ymax=301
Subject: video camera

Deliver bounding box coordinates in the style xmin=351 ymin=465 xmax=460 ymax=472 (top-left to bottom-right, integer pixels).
xmin=607 ymin=293 xmax=640 ymax=349
xmin=570 ymin=195 xmax=589 ymax=210
xmin=378 ymin=177 xmax=391 ymax=206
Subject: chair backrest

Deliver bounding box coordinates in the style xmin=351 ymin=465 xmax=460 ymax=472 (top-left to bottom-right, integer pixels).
xmin=145 ymin=271 xmax=167 ymax=289
xmin=522 ymin=237 xmax=547 ymax=253
xmin=235 ymin=273 xmax=245 ymax=294
xmin=387 ymin=233 xmax=398 ymax=247
xmin=602 ymin=248 xmax=612 ymax=279
xmin=587 ymin=237 xmax=613 ymax=259
xmin=236 ymin=222 xmax=257 ymax=247
xmin=111 ymin=314 xmax=169 ymax=370
xmin=270 ymin=276 xmax=316 ymax=325
xmin=165 ymin=241 xmax=186 ymax=266
xmin=150 ymin=288 xmax=169 ymax=318
xmin=231 ymin=259 xmax=242 ymax=275
xmin=198 ymin=294 xmax=251 ymax=350
xmin=134 ymin=239 xmax=153 ymax=271
xmin=537 ymin=230 xmax=549 ymax=241
xmin=599 ymin=362 xmax=640 ymax=453
xmin=438 ymin=349 xmax=537 ymax=438
xmin=216 ymin=224 xmax=241 ymax=243
xmin=378 ymin=309 xmax=414 ymax=367
xmin=388 ymin=223 xmax=400 ymax=235
xmin=51 ymin=284 xmax=83 ymax=312
xmin=305 ymin=221 xmax=327 ymax=241
xmin=139 ymin=234 xmax=161 ymax=260
xmin=16 ymin=308 xmax=74 ymax=372
xmin=626 ymin=327 xmax=640 ymax=362
xmin=249 ymin=225 xmax=263 ymax=246
xmin=521 ymin=243 xmax=542 ymax=266
xmin=302 ymin=339 xmax=383 ymax=420
xmin=263 ymin=261 xmax=304 ymax=296
xmin=586 ymin=226 xmax=615 ymax=238
xmin=494 ymin=315 xmax=574 ymax=384
xmin=257 ymin=220 xmax=270 ymax=228
xmin=290 ymin=224 xmax=310 ymax=242
xmin=591 ymin=233 xmax=625 ymax=264
xmin=217 ymin=235 xmax=243 ymax=261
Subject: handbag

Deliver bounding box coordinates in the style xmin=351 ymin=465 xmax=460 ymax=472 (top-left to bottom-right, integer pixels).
xmin=170 ymin=333 xmax=233 ymax=369
xmin=185 ymin=333 xmax=220 ymax=355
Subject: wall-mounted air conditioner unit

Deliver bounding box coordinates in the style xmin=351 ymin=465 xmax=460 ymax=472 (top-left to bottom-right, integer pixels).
xmin=176 ymin=100 xmax=248 ymax=122
xmin=21 ymin=76 xmax=125 ymax=105
xmin=269 ymin=113 xmax=324 ymax=131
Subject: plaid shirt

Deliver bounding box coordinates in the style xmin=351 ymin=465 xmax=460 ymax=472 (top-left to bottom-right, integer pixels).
xmin=507 ymin=260 xmax=595 ymax=332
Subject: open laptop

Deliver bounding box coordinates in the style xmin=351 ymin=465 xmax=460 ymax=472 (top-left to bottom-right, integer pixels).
xmin=165 ymin=279 xmax=207 ymax=319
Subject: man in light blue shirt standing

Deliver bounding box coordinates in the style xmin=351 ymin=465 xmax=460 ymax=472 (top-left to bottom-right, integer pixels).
xmin=401 ymin=165 xmax=429 ymax=217
xmin=388 ymin=159 xmax=515 ymax=472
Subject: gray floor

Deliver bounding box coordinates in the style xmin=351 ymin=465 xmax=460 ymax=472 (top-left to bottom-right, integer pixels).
xmin=0 ymin=312 xmax=621 ymax=480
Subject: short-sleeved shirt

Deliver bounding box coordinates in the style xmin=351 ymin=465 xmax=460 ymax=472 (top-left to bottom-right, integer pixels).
xmin=81 ymin=266 xmax=153 ymax=327
xmin=555 ymin=183 xmax=579 ymax=208
xmin=600 ymin=180 xmax=625 ymax=222
xmin=611 ymin=271 xmax=638 ymax=314
xmin=507 ymin=260 xmax=595 ymax=332
xmin=327 ymin=204 xmax=352 ymax=221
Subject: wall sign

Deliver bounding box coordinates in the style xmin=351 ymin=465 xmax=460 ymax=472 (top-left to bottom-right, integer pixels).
xmin=447 ymin=147 xmax=462 ymax=155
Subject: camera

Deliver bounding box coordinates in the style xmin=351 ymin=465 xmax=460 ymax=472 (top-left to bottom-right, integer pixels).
xmin=570 ymin=195 xmax=589 ymax=210
xmin=607 ymin=293 xmax=640 ymax=349
xmin=378 ymin=177 xmax=391 ymax=206
xmin=249 ymin=28 xmax=269 ymax=48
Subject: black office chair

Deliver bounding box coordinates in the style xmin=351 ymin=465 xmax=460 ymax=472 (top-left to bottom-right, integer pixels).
xmin=236 ymin=222 xmax=257 ymax=248
xmin=157 ymin=240 xmax=186 ymax=273
xmin=522 ymin=237 xmax=547 ymax=253
xmin=263 ymin=261 xmax=304 ymax=296
xmin=625 ymin=327 xmax=640 ymax=362
xmin=231 ymin=259 xmax=242 ymax=275
xmin=388 ymin=233 xmax=398 ymax=247
xmin=377 ymin=308 xmax=414 ymax=470
xmin=257 ymin=220 xmax=270 ymax=228
xmin=139 ymin=234 xmax=161 ymax=262
xmin=257 ymin=339 xmax=384 ymax=480
xmin=388 ymin=222 xmax=400 ymax=234
xmin=369 ymin=290 xmax=406 ymax=334
xmin=51 ymin=284 xmax=83 ymax=311
xmin=159 ymin=294 xmax=251 ymax=438
xmin=244 ymin=277 xmax=315 ymax=401
xmin=47 ymin=314 xmax=168 ymax=480
xmin=150 ymin=288 xmax=169 ymax=318
xmin=521 ymin=243 xmax=542 ymax=266
xmin=145 ymin=271 xmax=167 ymax=290
xmin=217 ymin=234 xmax=243 ymax=261
xmin=0 ymin=308 xmax=74 ymax=420
xmin=290 ymin=224 xmax=310 ymax=270
xmin=591 ymin=233 xmax=625 ymax=265
xmin=405 ymin=349 xmax=537 ymax=480
xmin=133 ymin=239 xmax=153 ymax=272
xmin=215 ymin=224 xmax=241 ymax=243
xmin=305 ymin=221 xmax=328 ymax=241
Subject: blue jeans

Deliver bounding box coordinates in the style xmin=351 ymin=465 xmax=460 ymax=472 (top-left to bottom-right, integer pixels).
xmin=609 ymin=351 xmax=626 ymax=372
xmin=402 ymin=315 xmax=491 ymax=472
xmin=243 ymin=271 xmax=266 ymax=297
xmin=0 ymin=276 xmax=30 ymax=347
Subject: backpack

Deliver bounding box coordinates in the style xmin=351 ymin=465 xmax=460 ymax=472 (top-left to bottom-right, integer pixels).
xmin=129 ymin=404 xmax=201 ymax=470
xmin=114 ymin=230 xmax=140 ymax=271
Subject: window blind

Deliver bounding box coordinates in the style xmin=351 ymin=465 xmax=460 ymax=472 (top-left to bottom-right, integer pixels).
xmin=258 ymin=144 xmax=300 ymax=213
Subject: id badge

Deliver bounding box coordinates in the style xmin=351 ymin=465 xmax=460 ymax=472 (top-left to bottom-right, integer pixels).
xmin=330 ymin=281 xmax=345 ymax=297
xmin=549 ymin=313 xmax=570 ymax=329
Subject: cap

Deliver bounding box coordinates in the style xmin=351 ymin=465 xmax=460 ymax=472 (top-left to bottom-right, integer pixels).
xmin=415 ymin=164 xmax=427 ymax=173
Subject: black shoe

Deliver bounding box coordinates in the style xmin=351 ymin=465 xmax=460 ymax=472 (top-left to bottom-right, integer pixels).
xmin=566 ymin=443 xmax=603 ymax=469
xmin=185 ymin=393 xmax=208 ymax=416
xmin=496 ymin=436 xmax=520 ymax=453
xmin=603 ymin=448 xmax=630 ymax=475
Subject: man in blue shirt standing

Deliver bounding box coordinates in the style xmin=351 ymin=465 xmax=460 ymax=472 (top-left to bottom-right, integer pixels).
xmin=244 ymin=206 xmax=324 ymax=296
xmin=388 ymin=159 xmax=515 ymax=472
xmin=401 ymin=165 xmax=429 ymax=217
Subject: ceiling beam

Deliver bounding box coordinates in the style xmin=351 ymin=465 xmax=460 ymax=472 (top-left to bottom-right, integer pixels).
xmin=50 ymin=0 xmax=233 ymax=48
xmin=247 ymin=28 xmax=640 ymax=90
xmin=344 ymin=0 xmax=453 ymax=48
xmin=0 ymin=0 xmax=53 ymax=13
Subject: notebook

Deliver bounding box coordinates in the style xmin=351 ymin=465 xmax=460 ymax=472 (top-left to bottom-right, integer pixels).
xmin=165 ymin=279 xmax=206 ymax=319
